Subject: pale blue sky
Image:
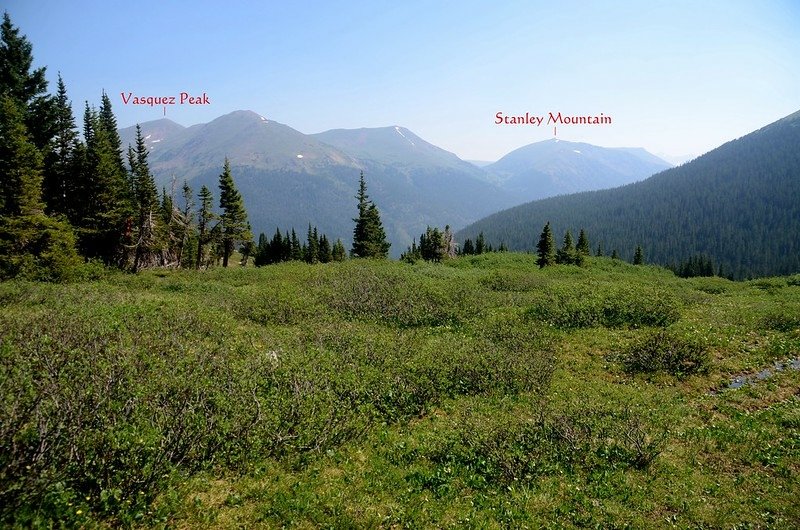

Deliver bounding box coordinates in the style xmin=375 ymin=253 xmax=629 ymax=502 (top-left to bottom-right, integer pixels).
xmin=5 ymin=0 xmax=799 ymax=161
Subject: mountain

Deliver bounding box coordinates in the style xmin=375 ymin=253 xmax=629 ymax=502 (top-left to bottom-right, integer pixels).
xmin=457 ymin=110 xmax=800 ymax=279
xmin=483 ymin=139 xmax=672 ymax=199
xmin=118 ymin=112 xmax=514 ymax=255
xmin=118 ymin=118 xmax=186 ymax=150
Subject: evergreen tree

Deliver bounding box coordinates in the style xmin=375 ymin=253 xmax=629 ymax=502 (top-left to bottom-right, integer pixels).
xmin=129 ymin=125 xmax=159 ymax=271
xmin=254 ymin=232 xmax=268 ymax=266
xmin=596 ymin=243 xmax=603 ymax=257
xmin=461 ymin=238 xmax=475 ymax=255
xmin=351 ymin=171 xmax=390 ymax=258
xmin=611 ymin=249 xmax=619 ymax=260
xmin=576 ymin=229 xmax=590 ymax=256
xmin=74 ymin=104 xmax=130 ymax=264
xmin=536 ymin=222 xmax=556 ymax=268
xmin=41 ymin=73 xmax=79 ymax=217
xmin=0 ymin=13 xmax=55 ymax=152
xmin=290 ymin=228 xmax=302 ymax=260
xmin=0 ymin=96 xmax=80 ymax=280
xmin=195 ymin=185 xmax=215 ymax=269
xmin=217 ymin=158 xmax=251 ymax=267
xmin=556 ymin=230 xmax=576 ymax=265
xmin=419 ymin=226 xmax=445 ymax=262
xmin=401 ymin=238 xmax=421 ymax=263
xmin=173 ymin=181 xmax=195 ymax=267
xmin=306 ymin=223 xmax=319 ymax=263
xmin=98 ymin=91 xmax=127 ymax=183
xmin=633 ymin=245 xmax=644 ymax=265
xmin=475 ymin=232 xmax=486 ymax=255
xmin=332 ymin=239 xmax=346 ymax=261
xmin=318 ymin=233 xmax=332 ymax=263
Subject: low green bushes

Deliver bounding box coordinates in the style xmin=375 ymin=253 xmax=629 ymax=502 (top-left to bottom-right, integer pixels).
xmin=0 ymin=278 xmax=555 ymax=525
xmin=620 ymin=329 xmax=710 ymax=376
xmin=526 ymin=283 xmax=681 ymax=329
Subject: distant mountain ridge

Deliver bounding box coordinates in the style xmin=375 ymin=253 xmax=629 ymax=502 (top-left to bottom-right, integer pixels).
xmin=483 ymin=138 xmax=672 ymax=199
xmin=118 ymin=111 xmax=675 ymax=255
xmin=457 ymin=109 xmax=800 ymax=279
xmin=118 ymin=112 xmax=513 ymax=255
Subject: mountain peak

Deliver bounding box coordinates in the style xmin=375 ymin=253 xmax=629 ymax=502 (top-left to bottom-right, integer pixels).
xmin=485 ymin=139 xmax=671 ymax=199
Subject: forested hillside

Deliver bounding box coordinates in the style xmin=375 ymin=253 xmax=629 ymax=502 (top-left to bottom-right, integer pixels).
xmin=459 ymin=110 xmax=800 ymax=279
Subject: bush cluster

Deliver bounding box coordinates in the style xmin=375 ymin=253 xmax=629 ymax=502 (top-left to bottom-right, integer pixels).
xmin=527 ymin=284 xmax=681 ymax=329
xmin=412 ymin=405 xmax=666 ymax=490
xmin=0 ymin=286 xmax=555 ymax=524
xmin=621 ymin=329 xmax=710 ymax=376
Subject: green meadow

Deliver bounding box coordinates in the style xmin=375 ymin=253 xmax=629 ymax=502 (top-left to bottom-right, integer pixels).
xmin=1 ymin=254 xmax=798 ymax=528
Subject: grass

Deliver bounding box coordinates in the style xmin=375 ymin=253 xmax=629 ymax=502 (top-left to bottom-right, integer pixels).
xmin=1 ymin=255 xmax=798 ymax=528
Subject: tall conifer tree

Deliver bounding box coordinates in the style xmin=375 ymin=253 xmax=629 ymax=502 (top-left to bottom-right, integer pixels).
xmin=0 ymin=96 xmax=80 ymax=280
xmin=218 ymin=158 xmax=251 ymax=267
xmin=351 ymin=171 xmax=390 ymax=258
xmin=41 ymin=73 xmax=79 ymax=217
xmin=129 ymin=125 xmax=158 ymax=271
xmin=536 ymin=222 xmax=556 ymax=268
xmin=0 ymin=13 xmax=55 ymax=152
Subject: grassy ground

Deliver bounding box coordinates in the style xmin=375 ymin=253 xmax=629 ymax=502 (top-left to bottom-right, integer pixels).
xmin=1 ymin=254 xmax=798 ymax=528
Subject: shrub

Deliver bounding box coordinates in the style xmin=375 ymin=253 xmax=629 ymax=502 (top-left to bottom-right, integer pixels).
xmin=527 ymin=284 xmax=681 ymax=329
xmin=621 ymin=329 xmax=710 ymax=376
xmin=762 ymin=310 xmax=800 ymax=332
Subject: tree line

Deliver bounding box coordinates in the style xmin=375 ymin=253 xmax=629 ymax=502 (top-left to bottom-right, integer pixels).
xmin=0 ymin=13 xmax=395 ymax=280
xmin=0 ymin=13 xmax=254 ymax=279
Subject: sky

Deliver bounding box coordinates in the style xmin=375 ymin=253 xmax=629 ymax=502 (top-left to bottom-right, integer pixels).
xmin=5 ymin=0 xmax=800 ymax=163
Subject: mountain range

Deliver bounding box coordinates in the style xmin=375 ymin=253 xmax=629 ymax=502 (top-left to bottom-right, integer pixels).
xmin=458 ymin=110 xmax=800 ymax=279
xmin=118 ymin=111 xmax=671 ymax=254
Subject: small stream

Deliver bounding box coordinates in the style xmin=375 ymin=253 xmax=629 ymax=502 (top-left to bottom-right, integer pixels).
xmin=724 ymin=358 xmax=800 ymax=390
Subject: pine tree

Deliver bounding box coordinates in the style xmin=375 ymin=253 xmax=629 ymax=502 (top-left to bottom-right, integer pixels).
xmin=633 ymin=245 xmax=644 ymax=265
xmin=0 ymin=96 xmax=80 ymax=280
xmin=318 ymin=234 xmax=332 ymax=263
xmin=0 ymin=13 xmax=55 ymax=152
xmin=611 ymin=249 xmax=619 ymax=260
xmin=281 ymin=230 xmax=291 ymax=262
xmin=290 ymin=228 xmax=302 ymax=261
xmin=556 ymin=230 xmax=576 ymax=265
xmin=129 ymin=125 xmax=159 ymax=271
xmin=306 ymin=224 xmax=319 ymax=263
xmin=176 ymin=181 xmax=195 ymax=267
xmin=351 ymin=171 xmax=390 ymax=258
xmin=475 ymin=232 xmax=486 ymax=255
xmin=595 ymin=243 xmax=603 ymax=257
xmin=332 ymin=239 xmax=346 ymax=261
xmin=195 ymin=185 xmax=215 ymax=269
xmin=461 ymin=238 xmax=475 ymax=255
xmin=536 ymin=222 xmax=556 ymax=268
xmin=74 ymin=104 xmax=130 ymax=264
xmin=576 ymin=229 xmax=590 ymax=256
xmin=41 ymin=73 xmax=79 ymax=217
xmin=98 ymin=91 xmax=127 ymax=181
xmin=217 ymin=158 xmax=251 ymax=267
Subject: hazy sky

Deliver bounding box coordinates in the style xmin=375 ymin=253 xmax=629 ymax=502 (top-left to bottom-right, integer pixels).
xmin=5 ymin=0 xmax=800 ymax=162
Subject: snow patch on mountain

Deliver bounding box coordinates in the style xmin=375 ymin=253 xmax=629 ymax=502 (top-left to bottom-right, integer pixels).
xmin=395 ymin=126 xmax=415 ymax=146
